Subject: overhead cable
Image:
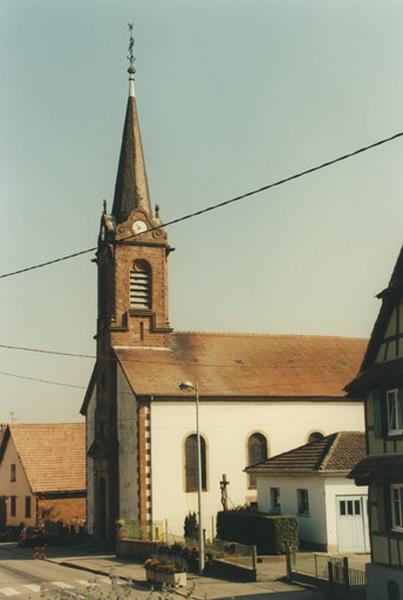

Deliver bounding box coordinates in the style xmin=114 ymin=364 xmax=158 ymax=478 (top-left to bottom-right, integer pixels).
xmin=1 ymin=130 xmax=403 ymax=280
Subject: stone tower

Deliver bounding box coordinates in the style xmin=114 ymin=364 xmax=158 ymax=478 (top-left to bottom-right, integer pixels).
xmin=89 ymin=65 xmax=173 ymax=544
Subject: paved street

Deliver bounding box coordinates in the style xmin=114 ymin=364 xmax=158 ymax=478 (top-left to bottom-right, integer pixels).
xmin=0 ymin=546 xmax=148 ymax=599
xmin=0 ymin=543 xmax=327 ymax=599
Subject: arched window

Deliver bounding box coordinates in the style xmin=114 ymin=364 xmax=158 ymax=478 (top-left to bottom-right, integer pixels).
xmin=185 ymin=434 xmax=207 ymax=492
xmin=308 ymin=431 xmax=324 ymax=444
xmin=130 ymin=260 xmax=151 ymax=309
xmin=247 ymin=433 xmax=268 ymax=488
xmin=387 ymin=581 xmax=400 ymax=600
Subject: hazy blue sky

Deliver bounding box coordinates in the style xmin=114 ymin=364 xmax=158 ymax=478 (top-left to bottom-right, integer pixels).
xmin=2 ymin=0 xmax=403 ymax=422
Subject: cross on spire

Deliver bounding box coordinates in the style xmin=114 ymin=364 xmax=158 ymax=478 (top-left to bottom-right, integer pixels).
xmin=127 ymin=23 xmax=136 ymax=75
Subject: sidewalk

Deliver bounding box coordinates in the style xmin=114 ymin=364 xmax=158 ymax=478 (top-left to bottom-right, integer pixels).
xmin=0 ymin=543 xmax=327 ymax=599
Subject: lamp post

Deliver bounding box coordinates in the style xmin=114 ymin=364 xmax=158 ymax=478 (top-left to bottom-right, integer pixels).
xmin=179 ymin=380 xmax=205 ymax=574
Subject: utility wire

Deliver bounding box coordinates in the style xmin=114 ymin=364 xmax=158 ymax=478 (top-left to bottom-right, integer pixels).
xmin=0 ymin=341 xmax=365 ymax=370
xmin=0 ymin=370 xmax=86 ymax=390
xmin=2 ymin=130 xmax=403 ymax=280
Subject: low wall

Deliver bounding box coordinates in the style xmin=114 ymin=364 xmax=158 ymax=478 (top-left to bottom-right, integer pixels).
xmin=117 ymin=538 xmax=160 ymax=560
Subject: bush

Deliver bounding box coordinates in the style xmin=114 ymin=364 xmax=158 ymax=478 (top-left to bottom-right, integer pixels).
xmin=216 ymin=510 xmax=298 ymax=554
xmin=184 ymin=511 xmax=199 ymax=539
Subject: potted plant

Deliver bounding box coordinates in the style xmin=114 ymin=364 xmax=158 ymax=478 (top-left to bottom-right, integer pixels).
xmin=144 ymin=556 xmax=187 ymax=587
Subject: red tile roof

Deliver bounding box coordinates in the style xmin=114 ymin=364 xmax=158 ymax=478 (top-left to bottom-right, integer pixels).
xmin=7 ymin=423 xmax=85 ymax=494
xmin=245 ymin=432 xmax=366 ymax=474
xmin=115 ymin=332 xmax=367 ymax=398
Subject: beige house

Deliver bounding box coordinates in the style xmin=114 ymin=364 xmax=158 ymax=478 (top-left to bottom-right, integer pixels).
xmin=0 ymin=423 xmax=86 ymax=529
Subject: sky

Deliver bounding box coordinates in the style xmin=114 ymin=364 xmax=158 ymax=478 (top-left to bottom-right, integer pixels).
xmin=2 ymin=0 xmax=403 ymax=423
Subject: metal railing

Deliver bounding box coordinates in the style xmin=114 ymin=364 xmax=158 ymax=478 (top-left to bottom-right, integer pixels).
xmin=287 ymin=551 xmax=367 ymax=600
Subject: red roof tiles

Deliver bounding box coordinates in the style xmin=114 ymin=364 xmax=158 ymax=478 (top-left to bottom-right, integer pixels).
xmin=245 ymin=431 xmax=366 ymax=474
xmin=7 ymin=423 xmax=85 ymax=494
xmin=115 ymin=332 xmax=367 ymax=398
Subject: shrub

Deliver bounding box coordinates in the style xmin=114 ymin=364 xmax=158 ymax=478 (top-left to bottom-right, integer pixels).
xmin=144 ymin=555 xmax=187 ymax=574
xmin=184 ymin=511 xmax=198 ymax=539
xmin=216 ymin=510 xmax=298 ymax=554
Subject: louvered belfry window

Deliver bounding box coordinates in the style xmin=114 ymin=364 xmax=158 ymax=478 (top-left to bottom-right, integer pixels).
xmin=130 ymin=260 xmax=151 ymax=309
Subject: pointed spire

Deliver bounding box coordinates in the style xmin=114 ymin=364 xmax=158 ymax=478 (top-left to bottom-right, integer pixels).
xmin=112 ymin=25 xmax=152 ymax=224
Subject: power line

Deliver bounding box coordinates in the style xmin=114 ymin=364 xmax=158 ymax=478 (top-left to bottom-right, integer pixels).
xmin=0 ymin=370 xmax=86 ymax=390
xmin=2 ymin=130 xmax=403 ymax=280
xmin=0 ymin=343 xmax=94 ymax=359
xmin=0 ymin=341 xmax=365 ymax=370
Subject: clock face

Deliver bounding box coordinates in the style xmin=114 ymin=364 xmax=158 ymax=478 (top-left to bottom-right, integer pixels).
xmin=131 ymin=220 xmax=147 ymax=235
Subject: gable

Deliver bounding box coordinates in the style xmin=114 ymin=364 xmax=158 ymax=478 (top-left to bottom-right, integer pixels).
xmin=0 ymin=435 xmax=32 ymax=496
xmin=347 ymin=245 xmax=403 ymax=394
xmin=374 ymin=300 xmax=403 ymax=364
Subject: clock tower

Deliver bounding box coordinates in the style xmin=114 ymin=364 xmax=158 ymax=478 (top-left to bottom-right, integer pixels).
xmin=97 ymin=65 xmax=173 ymax=352
xmin=89 ymin=51 xmax=173 ymax=544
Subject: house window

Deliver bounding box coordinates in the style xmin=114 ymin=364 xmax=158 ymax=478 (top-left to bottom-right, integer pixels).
xmin=270 ymin=487 xmax=281 ymax=514
xmin=297 ymin=489 xmax=309 ymax=515
xmin=25 ymin=496 xmax=31 ymax=519
xmin=10 ymin=464 xmax=16 ymax=482
xmin=185 ymin=434 xmax=207 ymax=492
xmin=391 ymin=485 xmax=403 ymax=531
xmin=10 ymin=496 xmax=16 ymax=517
xmin=386 ymin=389 xmax=403 ymax=435
xmin=130 ymin=260 xmax=151 ymax=309
xmin=247 ymin=433 xmax=268 ymax=488
xmin=308 ymin=431 xmax=324 ymax=444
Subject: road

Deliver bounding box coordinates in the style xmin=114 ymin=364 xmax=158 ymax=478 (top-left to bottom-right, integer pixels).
xmin=0 ymin=546 xmax=148 ymax=599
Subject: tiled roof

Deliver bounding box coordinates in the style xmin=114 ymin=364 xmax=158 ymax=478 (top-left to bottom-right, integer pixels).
xmin=6 ymin=423 xmax=85 ymax=494
xmin=348 ymin=453 xmax=403 ymax=485
xmin=245 ymin=432 xmax=366 ymax=474
xmin=115 ymin=332 xmax=367 ymax=398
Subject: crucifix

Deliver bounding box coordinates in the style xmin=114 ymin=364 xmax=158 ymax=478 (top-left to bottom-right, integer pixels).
xmin=220 ymin=473 xmax=230 ymax=511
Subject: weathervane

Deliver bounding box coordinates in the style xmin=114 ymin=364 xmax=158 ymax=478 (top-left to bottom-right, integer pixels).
xmin=127 ymin=23 xmax=136 ymax=76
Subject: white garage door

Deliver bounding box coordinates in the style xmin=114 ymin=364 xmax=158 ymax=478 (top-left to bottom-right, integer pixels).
xmin=336 ymin=495 xmax=369 ymax=552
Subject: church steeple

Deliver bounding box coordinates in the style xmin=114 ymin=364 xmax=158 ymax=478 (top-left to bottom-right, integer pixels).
xmin=97 ymin=26 xmax=172 ymax=350
xmin=112 ymin=34 xmax=152 ymax=224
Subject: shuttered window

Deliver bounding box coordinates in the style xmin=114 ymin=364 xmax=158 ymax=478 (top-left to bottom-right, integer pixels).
xmin=247 ymin=433 xmax=268 ymax=488
xmin=185 ymin=434 xmax=207 ymax=492
xmin=130 ymin=260 xmax=151 ymax=309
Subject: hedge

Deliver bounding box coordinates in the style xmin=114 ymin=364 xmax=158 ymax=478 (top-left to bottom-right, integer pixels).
xmin=216 ymin=510 xmax=299 ymax=554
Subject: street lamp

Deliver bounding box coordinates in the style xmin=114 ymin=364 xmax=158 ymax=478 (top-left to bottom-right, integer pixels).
xmin=179 ymin=380 xmax=205 ymax=574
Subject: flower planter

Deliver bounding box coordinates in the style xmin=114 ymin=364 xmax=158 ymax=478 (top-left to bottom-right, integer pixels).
xmin=145 ymin=569 xmax=187 ymax=587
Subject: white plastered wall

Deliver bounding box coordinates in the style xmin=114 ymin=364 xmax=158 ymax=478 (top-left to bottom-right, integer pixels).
xmin=85 ymin=384 xmax=96 ymax=534
xmin=117 ymin=364 xmax=139 ymax=523
xmin=257 ymin=474 xmax=326 ymax=545
xmin=150 ymin=399 xmax=364 ymax=536
xmin=0 ymin=436 xmax=35 ymax=527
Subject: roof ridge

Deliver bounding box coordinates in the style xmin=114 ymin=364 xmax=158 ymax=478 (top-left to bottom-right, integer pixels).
xmin=175 ymin=331 xmax=367 ymax=341
xmin=319 ymin=432 xmax=340 ymax=470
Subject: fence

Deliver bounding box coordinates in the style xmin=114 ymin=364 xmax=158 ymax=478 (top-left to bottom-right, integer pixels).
xmin=287 ymin=551 xmax=367 ymax=600
xmin=118 ymin=519 xmax=256 ymax=579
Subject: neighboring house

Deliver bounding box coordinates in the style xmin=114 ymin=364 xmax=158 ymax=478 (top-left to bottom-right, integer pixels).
xmin=0 ymin=423 xmax=86 ymax=528
xmin=81 ymin=66 xmax=367 ymax=545
xmin=246 ymin=432 xmax=369 ymax=553
xmin=347 ymin=247 xmax=403 ymax=600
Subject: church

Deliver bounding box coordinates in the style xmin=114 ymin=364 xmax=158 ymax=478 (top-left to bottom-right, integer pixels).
xmin=81 ymin=64 xmax=366 ymax=545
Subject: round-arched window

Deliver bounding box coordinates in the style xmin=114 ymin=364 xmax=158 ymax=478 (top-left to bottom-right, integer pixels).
xmin=247 ymin=433 xmax=268 ymax=488
xmin=184 ymin=434 xmax=207 ymax=492
xmin=387 ymin=580 xmax=400 ymax=600
xmin=308 ymin=431 xmax=324 ymax=444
